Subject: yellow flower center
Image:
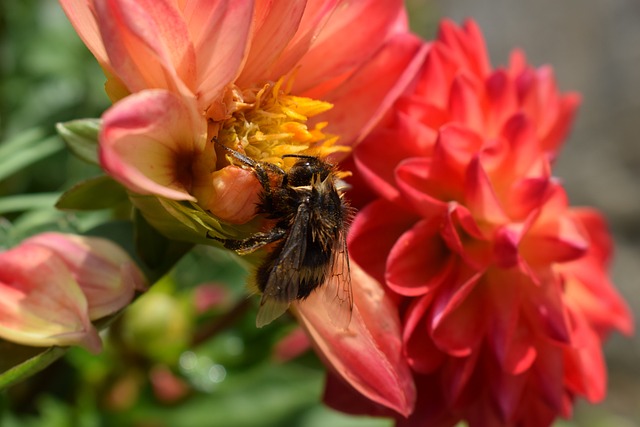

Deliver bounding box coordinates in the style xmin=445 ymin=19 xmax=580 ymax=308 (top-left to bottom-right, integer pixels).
xmin=215 ymin=76 xmax=348 ymax=169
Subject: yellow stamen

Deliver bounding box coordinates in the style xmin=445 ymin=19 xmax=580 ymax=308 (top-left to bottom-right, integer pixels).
xmin=216 ymin=75 xmax=347 ymax=169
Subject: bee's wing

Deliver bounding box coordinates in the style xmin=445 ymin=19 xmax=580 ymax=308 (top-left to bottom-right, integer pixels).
xmin=322 ymin=228 xmax=353 ymax=330
xmin=256 ymin=203 xmax=310 ymax=328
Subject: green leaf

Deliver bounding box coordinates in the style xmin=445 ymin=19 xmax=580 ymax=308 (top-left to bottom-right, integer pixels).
xmin=134 ymin=211 xmax=194 ymax=282
xmin=0 ymin=340 xmax=67 ymax=390
xmin=0 ymin=193 xmax=60 ymax=214
xmin=55 ymin=118 xmax=101 ymax=164
xmin=56 ymin=175 xmax=128 ymax=211
xmin=0 ymin=128 xmax=46 ymax=159
xmin=0 ymin=135 xmax=64 ymax=182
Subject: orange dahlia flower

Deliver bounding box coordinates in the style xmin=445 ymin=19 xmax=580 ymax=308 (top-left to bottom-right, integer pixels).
xmin=60 ymin=0 xmax=424 ymax=227
xmin=330 ymin=20 xmax=634 ymax=427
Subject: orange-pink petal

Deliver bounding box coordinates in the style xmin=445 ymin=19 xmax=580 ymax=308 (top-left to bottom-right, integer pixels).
xmin=100 ymin=89 xmax=207 ymax=201
xmin=0 ymin=243 xmax=101 ymax=353
xmin=94 ymin=0 xmax=196 ymax=97
xmin=295 ymin=262 xmax=416 ymax=417
xmin=23 ymin=232 xmax=147 ymax=320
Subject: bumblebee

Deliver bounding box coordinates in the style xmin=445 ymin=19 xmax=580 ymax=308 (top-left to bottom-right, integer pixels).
xmin=212 ymin=142 xmax=353 ymax=329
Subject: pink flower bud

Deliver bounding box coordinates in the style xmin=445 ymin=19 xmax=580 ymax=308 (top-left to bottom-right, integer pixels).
xmin=0 ymin=233 xmax=147 ymax=353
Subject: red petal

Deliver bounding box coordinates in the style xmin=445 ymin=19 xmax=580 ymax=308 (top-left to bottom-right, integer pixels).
xmin=449 ymin=74 xmax=484 ymax=135
xmin=429 ymin=267 xmax=485 ymax=356
xmin=562 ymin=310 xmax=606 ymax=402
xmin=395 ymin=158 xmax=448 ymax=218
xmin=464 ymin=155 xmax=508 ymax=224
xmin=524 ymin=272 xmax=571 ymax=344
xmin=348 ymin=199 xmax=417 ymax=285
xmin=386 ymin=219 xmax=453 ymax=296
xmin=486 ymin=269 xmax=537 ymax=375
xmin=296 ymin=262 xmax=416 ymax=417
xmin=403 ymin=294 xmax=446 ymax=374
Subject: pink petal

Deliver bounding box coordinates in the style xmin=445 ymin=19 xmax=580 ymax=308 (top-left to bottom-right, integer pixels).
xmin=0 ymin=243 xmax=101 ymax=353
xmin=181 ymin=0 xmax=254 ymax=107
xmin=484 ymin=71 xmax=518 ymax=136
xmin=94 ymin=0 xmax=196 ymax=97
xmin=295 ymin=262 xmax=416 ymax=417
xmin=24 ymin=232 xmax=147 ymax=320
xmin=272 ymin=326 xmax=311 ymax=362
xmin=430 ymin=124 xmax=484 ymax=193
xmin=100 ymin=89 xmax=208 ymax=201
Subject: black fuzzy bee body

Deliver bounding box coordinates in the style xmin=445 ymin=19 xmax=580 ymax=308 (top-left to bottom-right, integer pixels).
xmin=213 ymin=144 xmax=353 ymax=328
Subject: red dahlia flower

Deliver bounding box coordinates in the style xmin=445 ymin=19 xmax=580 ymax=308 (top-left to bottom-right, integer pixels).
xmin=332 ymin=19 xmax=634 ymax=427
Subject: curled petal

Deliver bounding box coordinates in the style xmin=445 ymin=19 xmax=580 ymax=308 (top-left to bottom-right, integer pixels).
xmin=295 ymin=262 xmax=416 ymax=417
xmin=0 ymin=243 xmax=101 ymax=353
xmin=100 ymin=89 xmax=208 ymax=201
xmin=386 ymin=218 xmax=453 ymax=296
xmin=23 ymin=232 xmax=147 ymax=320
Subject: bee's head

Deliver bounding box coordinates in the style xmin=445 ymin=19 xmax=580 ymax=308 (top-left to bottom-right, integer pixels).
xmin=284 ymin=156 xmax=333 ymax=187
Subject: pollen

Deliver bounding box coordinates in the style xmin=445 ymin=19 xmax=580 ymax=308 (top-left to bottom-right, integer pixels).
xmin=215 ymin=76 xmax=348 ymax=169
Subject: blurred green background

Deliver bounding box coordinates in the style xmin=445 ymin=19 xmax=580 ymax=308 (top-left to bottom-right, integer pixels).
xmin=0 ymin=1 xmax=637 ymax=426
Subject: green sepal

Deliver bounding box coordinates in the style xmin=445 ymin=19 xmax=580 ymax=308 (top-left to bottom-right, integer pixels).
xmin=56 ymin=175 xmax=129 ymax=211
xmin=55 ymin=118 xmax=101 ymax=165
xmin=0 ymin=341 xmax=67 ymax=390
xmin=129 ymin=193 xmax=258 ymax=245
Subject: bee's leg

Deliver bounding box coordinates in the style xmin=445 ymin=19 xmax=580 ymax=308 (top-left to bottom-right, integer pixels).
xmin=207 ymin=228 xmax=287 ymax=255
xmin=213 ymin=138 xmax=285 ymax=205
